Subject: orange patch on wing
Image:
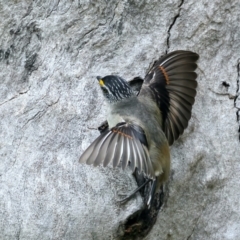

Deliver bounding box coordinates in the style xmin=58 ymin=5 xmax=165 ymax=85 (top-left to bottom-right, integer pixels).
xmin=112 ymin=129 xmax=133 ymax=139
xmin=159 ymin=66 xmax=170 ymax=85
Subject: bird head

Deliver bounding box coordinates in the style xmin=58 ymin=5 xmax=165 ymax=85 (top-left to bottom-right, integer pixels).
xmin=97 ymin=75 xmax=134 ymax=103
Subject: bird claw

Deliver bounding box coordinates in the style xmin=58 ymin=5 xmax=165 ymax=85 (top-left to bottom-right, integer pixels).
xmin=117 ymin=179 xmax=152 ymax=205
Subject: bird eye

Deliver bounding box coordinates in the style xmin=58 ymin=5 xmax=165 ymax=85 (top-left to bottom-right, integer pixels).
xmin=101 ymin=87 xmax=108 ymax=94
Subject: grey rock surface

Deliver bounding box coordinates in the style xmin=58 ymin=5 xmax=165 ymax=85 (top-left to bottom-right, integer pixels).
xmin=0 ymin=0 xmax=239 ymax=240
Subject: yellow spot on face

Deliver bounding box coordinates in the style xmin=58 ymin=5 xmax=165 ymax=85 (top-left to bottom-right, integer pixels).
xmin=99 ymin=79 xmax=104 ymax=87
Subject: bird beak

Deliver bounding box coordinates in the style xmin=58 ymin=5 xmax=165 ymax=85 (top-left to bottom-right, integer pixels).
xmin=96 ymin=76 xmax=104 ymax=87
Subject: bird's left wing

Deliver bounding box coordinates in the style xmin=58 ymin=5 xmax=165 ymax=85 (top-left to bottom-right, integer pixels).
xmin=79 ymin=122 xmax=155 ymax=178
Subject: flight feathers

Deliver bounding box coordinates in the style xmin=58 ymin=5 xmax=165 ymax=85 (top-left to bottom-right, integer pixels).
xmin=79 ymin=122 xmax=155 ymax=178
xmin=141 ymin=50 xmax=199 ymax=145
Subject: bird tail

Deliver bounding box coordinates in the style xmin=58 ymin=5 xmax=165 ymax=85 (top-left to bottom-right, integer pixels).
xmin=133 ymin=170 xmax=164 ymax=209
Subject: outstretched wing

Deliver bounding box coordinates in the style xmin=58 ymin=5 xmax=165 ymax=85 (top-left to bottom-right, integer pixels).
xmin=79 ymin=122 xmax=155 ymax=178
xmin=140 ymin=50 xmax=199 ymax=145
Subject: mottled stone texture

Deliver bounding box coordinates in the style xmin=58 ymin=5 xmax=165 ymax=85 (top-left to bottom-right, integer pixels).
xmin=0 ymin=0 xmax=239 ymax=239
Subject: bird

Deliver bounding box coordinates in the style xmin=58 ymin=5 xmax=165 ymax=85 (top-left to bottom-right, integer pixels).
xmin=79 ymin=50 xmax=199 ymax=207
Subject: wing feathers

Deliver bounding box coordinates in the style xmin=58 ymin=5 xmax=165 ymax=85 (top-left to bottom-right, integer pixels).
xmin=120 ymin=127 xmax=131 ymax=170
xmin=79 ymin=131 xmax=110 ymax=164
xmin=142 ymin=50 xmax=199 ymax=145
xmin=121 ymin=137 xmax=130 ymax=170
xmin=159 ymin=51 xmax=198 ymax=67
xmin=128 ymin=138 xmax=137 ymax=172
xmin=79 ymin=123 xmax=154 ymax=178
xmin=113 ymin=134 xmax=124 ymax=168
xmin=165 ymin=63 xmax=197 ymax=73
xmin=94 ymin=132 xmax=113 ymax=166
xmin=142 ymin=145 xmax=154 ymax=177
xmin=131 ymin=139 xmax=142 ymax=173
xmin=104 ymin=133 xmax=119 ymax=167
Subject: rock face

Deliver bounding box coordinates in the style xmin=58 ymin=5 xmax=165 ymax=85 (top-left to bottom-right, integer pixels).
xmin=0 ymin=0 xmax=239 ymax=239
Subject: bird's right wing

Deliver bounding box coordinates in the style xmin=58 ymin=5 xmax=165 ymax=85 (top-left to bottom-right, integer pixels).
xmin=140 ymin=50 xmax=199 ymax=145
xmin=79 ymin=122 xmax=155 ymax=178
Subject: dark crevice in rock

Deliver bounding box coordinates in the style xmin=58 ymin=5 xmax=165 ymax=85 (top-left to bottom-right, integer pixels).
xmin=0 ymin=87 xmax=30 ymax=107
xmin=235 ymin=60 xmax=239 ymax=94
xmin=208 ymin=87 xmax=236 ymax=99
xmin=120 ymin=171 xmax=168 ymax=239
xmin=24 ymin=53 xmax=38 ymax=73
xmin=46 ymin=0 xmax=60 ymax=18
xmin=21 ymin=109 xmax=46 ymax=129
xmin=22 ymin=2 xmax=33 ymax=19
xmin=75 ymin=21 xmax=107 ymax=54
xmin=109 ymin=2 xmax=126 ymax=36
xmin=166 ymin=0 xmax=184 ymax=53
xmin=222 ymin=81 xmax=230 ymax=88
xmin=109 ymin=2 xmax=119 ymax=26
xmin=237 ymin=111 xmax=240 ymax=141
xmin=235 ymin=59 xmax=240 ymax=141
xmin=186 ymin=211 xmax=203 ymax=240
xmin=121 ymin=189 xmax=165 ymax=240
